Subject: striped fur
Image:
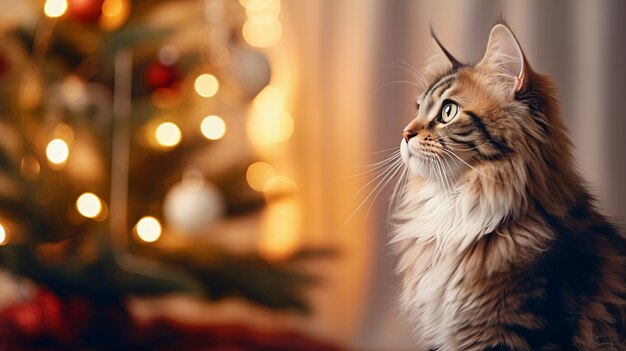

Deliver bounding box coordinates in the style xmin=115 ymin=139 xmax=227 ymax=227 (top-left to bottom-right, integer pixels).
xmin=392 ymin=24 xmax=626 ymax=350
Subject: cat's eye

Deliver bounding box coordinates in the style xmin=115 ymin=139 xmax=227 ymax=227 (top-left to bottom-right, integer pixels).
xmin=440 ymin=102 xmax=459 ymax=123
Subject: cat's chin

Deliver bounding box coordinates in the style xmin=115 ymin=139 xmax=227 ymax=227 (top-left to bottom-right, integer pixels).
xmin=399 ymin=140 xmax=435 ymax=180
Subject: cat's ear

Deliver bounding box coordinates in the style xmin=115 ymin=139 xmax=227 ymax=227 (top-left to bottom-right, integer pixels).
xmin=430 ymin=26 xmax=463 ymax=69
xmin=478 ymin=24 xmax=529 ymax=93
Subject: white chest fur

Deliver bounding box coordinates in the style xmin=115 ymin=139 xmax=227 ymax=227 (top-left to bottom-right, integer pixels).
xmin=392 ymin=180 xmax=516 ymax=348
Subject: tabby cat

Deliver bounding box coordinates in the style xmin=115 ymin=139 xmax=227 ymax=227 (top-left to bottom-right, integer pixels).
xmin=392 ymin=23 xmax=626 ymax=350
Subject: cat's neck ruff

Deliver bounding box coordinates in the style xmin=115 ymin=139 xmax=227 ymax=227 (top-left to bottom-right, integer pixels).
xmin=391 ymin=168 xmax=526 ymax=254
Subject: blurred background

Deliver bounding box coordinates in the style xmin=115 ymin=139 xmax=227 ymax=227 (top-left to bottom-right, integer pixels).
xmin=0 ymin=0 xmax=624 ymax=350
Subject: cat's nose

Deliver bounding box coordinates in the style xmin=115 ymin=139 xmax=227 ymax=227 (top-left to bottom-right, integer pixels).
xmin=403 ymin=130 xmax=417 ymax=143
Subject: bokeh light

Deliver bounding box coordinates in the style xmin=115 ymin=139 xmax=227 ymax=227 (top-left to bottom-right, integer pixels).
xmin=200 ymin=115 xmax=226 ymax=140
xmin=155 ymin=122 xmax=182 ymax=148
xmin=262 ymin=110 xmax=294 ymax=142
xmin=54 ymin=123 xmax=75 ymax=143
xmin=46 ymin=138 xmax=69 ymax=165
xmin=76 ymin=193 xmax=103 ymax=219
xmin=239 ymin=0 xmax=273 ymax=11
xmin=158 ymin=45 xmax=180 ymax=65
xmin=259 ymin=175 xmax=299 ymax=260
xmin=0 ymin=224 xmax=7 ymax=246
xmin=194 ymin=73 xmax=219 ymax=98
xmin=242 ymin=19 xmax=282 ymax=48
xmin=246 ymin=162 xmax=276 ymax=191
xmin=246 ymin=0 xmax=280 ymax=24
xmin=135 ymin=216 xmax=162 ymax=243
xmin=182 ymin=169 xmax=204 ymax=191
xmin=100 ymin=0 xmax=131 ymax=31
xmin=20 ymin=155 xmax=40 ymax=180
xmin=44 ymin=0 xmax=68 ymax=18
xmin=253 ymin=85 xmax=285 ymax=117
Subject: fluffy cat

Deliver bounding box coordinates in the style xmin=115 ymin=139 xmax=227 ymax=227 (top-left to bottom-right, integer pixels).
xmin=392 ymin=23 xmax=626 ymax=350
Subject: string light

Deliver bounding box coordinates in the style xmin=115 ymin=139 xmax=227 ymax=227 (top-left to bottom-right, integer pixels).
xmin=239 ymin=0 xmax=272 ymax=11
xmin=259 ymin=175 xmax=299 ymax=260
xmin=246 ymin=0 xmax=280 ymax=24
xmin=158 ymin=45 xmax=180 ymax=66
xmin=155 ymin=122 xmax=181 ymax=148
xmin=200 ymin=115 xmax=226 ymax=140
xmin=135 ymin=216 xmax=161 ymax=243
xmin=100 ymin=0 xmax=131 ymax=31
xmin=46 ymin=138 xmax=69 ymax=165
xmin=76 ymin=193 xmax=103 ymax=219
xmin=0 ymin=224 xmax=8 ymax=246
xmin=246 ymin=162 xmax=276 ymax=191
xmin=242 ymin=19 xmax=282 ymax=48
xmin=44 ymin=0 xmax=68 ymax=18
xmin=194 ymin=74 xmax=219 ymax=98
xmin=182 ymin=169 xmax=204 ymax=191
xmin=253 ymin=85 xmax=284 ymax=117
xmin=20 ymin=155 xmax=40 ymax=180
xmin=262 ymin=110 xmax=294 ymax=142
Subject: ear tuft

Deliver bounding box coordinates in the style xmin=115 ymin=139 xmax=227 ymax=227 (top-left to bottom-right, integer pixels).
xmin=430 ymin=26 xmax=463 ymax=69
xmin=478 ymin=24 xmax=528 ymax=92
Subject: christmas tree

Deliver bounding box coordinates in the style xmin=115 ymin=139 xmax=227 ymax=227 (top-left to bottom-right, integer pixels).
xmin=0 ymin=0 xmax=335 ymax=349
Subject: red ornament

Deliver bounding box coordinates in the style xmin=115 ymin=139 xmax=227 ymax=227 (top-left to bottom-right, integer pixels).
xmin=0 ymin=52 xmax=8 ymax=77
xmin=68 ymin=0 xmax=104 ymax=23
xmin=144 ymin=61 xmax=180 ymax=92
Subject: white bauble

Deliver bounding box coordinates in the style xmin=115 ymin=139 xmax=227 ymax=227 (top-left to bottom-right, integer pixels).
xmin=227 ymin=47 xmax=271 ymax=99
xmin=163 ymin=181 xmax=224 ymax=235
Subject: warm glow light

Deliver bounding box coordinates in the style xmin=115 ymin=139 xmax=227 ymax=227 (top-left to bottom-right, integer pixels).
xmin=76 ymin=193 xmax=103 ymax=219
xmin=155 ymin=122 xmax=181 ymax=148
xmin=246 ymin=162 xmax=276 ymax=192
xmin=247 ymin=114 xmax=272 ymax=147
xmin=239 ymin=0 xmax=272 ymax=11
xmin=263 ymin=176 xmax=297 ymax=210
xmin=242 ymin=19 xmax=282 ymax=48
xmin=44 ymin=0 xmax=68 ymax=18
xmin=135 ymin=216 xmax=161 ymax=243
xmin=194 ymin=74 xmax=219 ymax=98
xmin=54 ymin=123 xmax=74 ymax=142
xmin=246 ymin=0 xmax=280 ymax=24
xmin=158 ymin=45 xmax=180 ymax=65
xmin=262 ymin=110 xmax=294 ymax=142
xmin=259 ymin=175 xmax=299 ymax=259
xmin=182 ymin=169 xmax=204 ymax=191
xmin=253 ymin=85 xmax=284 ymax=117
xmin=20 ymin=155 xmax=40 ymax=180
xmin=0 ymin=224 xmax=7 ymax=246
xmin=46 ymin=139 xmax=69 ymax=165
xmin=200 ymin=115 xmax=226 ymax=140
xmin=100 ymin=0 xmax=130 ymax=31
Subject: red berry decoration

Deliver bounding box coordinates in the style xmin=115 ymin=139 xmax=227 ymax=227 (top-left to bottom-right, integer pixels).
xmin=144 ymin=61 xmax=180 ymax=92
xmin=68 ymin=0 xmax=104 ymax=23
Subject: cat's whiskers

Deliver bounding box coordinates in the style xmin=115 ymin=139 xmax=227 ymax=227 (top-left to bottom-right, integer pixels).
xmin=440 ymin=148 xmax=503 ymax=184
xmin=341 ymin=158 xmax=404 ymax=229
xmin=375 ymin=80 xmax=423 ymax=94
xmin=388 ymin=166 xmax=408 ymax=227
xmin=345 ymin=155 xmax=402 ymax=209
xmin=364 ymin=161 xmax=405 ymax=225
xmin=334 ymin=151 xmax=400 ymax=181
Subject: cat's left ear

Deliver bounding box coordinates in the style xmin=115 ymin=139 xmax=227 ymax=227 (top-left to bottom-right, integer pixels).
xmin=478 ymin=24 xmax=529 ymax=93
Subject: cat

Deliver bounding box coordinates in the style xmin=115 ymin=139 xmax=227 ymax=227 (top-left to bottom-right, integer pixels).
xmin=391 ymin=23 xmax=626 ymax=350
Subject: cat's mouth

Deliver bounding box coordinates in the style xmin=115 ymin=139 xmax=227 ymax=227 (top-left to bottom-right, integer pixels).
xmin=400 ymin=139 xmax=461 ymax=182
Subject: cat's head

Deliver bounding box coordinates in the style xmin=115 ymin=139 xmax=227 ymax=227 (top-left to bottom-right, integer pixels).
xmin=400 ymin=24 xmax=566 ymax=190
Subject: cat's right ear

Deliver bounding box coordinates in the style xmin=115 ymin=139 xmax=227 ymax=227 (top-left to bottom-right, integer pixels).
xmin=430 ymin=26 xmax=463 ymax=69
xmin=478 ymin=24 xmax=530 ymax=93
